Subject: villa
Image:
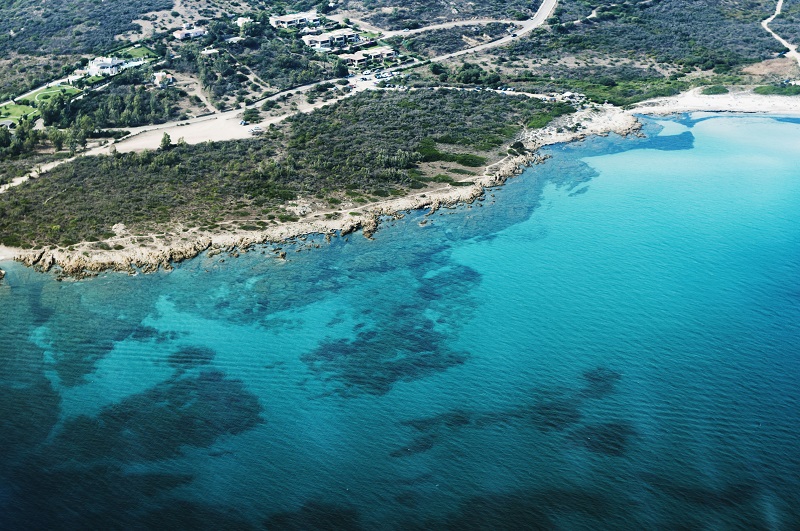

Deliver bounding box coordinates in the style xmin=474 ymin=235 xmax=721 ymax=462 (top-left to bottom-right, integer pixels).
xmin=340 ymin=46 xmax=397 ymax=67
xmin=86 ymin=57 xmax=126 ymax=77
xmin=270 ymin=11 xmax=321 ymax=29
xmin=173 ymin=27 xmax=208 ymax=40
xmin=301 ymin=29 xmax=360 ymax=50
xmin=153 ymin=72 xmax=175 ymax=88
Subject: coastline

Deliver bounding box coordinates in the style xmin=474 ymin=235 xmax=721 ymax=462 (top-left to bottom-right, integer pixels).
xmin=3 ymin=87 xmax=798 ymax=279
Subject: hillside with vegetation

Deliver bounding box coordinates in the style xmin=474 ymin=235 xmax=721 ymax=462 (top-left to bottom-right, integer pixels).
xmin=534 ymin=0 xmax=782 ymax=70
xmin=0 ymin=0 xmax=171 ymax=104
xmin=0 ymin=0 xmax=172 ymax=56
xmin=341 ymin=0 xmax=542 ymax=29
xmin=0 ymin=90 xmax=571 ymax=249
xmin=771 ymin=0 xmax=800 ymax=44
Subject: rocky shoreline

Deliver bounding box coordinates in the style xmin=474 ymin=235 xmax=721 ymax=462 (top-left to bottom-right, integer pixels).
xmin=0 ymin=104 xmax=641 ymax=280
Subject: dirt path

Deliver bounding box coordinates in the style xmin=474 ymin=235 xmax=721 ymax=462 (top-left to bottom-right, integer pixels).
xmin=172 ymin=71 xmax=215 ymax=113
xmin=762 ymin=0 xmax=800 ymax=70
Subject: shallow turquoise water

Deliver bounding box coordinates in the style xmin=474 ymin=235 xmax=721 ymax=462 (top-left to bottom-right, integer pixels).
xmin=1 ymin=114 xmax=800 ymax=529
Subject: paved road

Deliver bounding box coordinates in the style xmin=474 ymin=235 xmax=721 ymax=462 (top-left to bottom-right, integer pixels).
xmin=431 ymin=0 xmax=558 ymax=63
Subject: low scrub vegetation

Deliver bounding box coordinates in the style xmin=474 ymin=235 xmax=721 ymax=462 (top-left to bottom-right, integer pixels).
xmin=0 ymin=90 xmax=572 ymax=248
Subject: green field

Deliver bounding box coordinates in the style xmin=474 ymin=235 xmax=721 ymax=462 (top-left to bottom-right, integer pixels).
xmin=0 ymin=103 xmax=39 ymax=123
xmin=112 ymin=44 xmax=158 ymax=60
xmin=24 ymin=85 xmax=82 ymax=104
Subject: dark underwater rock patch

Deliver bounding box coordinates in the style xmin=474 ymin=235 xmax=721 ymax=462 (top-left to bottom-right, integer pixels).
xmin=392 ymin=410 xmax=475 ymax=458
xmin=302 ymin=315 xmax=468 ymax=396
xmin=528 ymin=393 xmax=583 ymax=432
xmin=264 ymin=500 xmax=363 ymax=531
xmin=390 ymin=434 xmax=440 ymax=458
xmin=417 ymin=264 xmax=482 ymax=302
xmin=579 ymin=367 xmax=622 ymax=399
xmin=569 ymin=422 xmax=637 ymax=456
xmin=4 ymin=464 xmax=194 ymax=530
xmin=0 ymin=377 xmax=60 ymax=462
xmin=48 ymin=370 xmax=264 ymax=462
xmin=639 ymin=473 xmax=758 ymax=509
xmin=168 ymin=345 xmax=216 ymax=368
xmin=425 ymin=487 xmax=615 ymax=529
xmin=402 ymin=410 xmax=473 ymax=432
xmin=137 ymin=500 xmax=257 ymax=530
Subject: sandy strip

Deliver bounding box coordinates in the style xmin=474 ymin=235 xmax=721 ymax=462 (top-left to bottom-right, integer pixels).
xmin=630 ymin=87 xmax=800 ymax=116
xmin=0 ymin=245 xmax=17 ymax=262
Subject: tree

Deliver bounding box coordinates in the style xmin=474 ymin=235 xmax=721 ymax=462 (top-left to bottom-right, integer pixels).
xmin=0 ymin=126 xmax=11 ymax=149
xmin=334 ymin=60 xmax=349 ymax=78
xmin=160 ymin=132 xmax=172 ymax=150
xmin=47 ymin=127 xmax=66 ymax=151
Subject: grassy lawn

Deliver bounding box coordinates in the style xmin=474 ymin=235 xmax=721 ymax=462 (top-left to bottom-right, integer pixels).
xmin=25 ymin=85 xmax=82 ymax=104
xmin=82 ymin=75 xmax=106 ymax=86
xmin=0 ymin=103 xmax=39 ymax=123
xmin=112 ymin=44 xmax=158 ymax=60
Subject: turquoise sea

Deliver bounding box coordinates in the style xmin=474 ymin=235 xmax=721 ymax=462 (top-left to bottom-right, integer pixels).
xmin=1 ymin=114 xmax=800 ymax=529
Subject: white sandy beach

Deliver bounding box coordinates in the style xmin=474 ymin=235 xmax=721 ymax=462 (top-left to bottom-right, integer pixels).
xmin=0 ymin=245 xmax=16 ymax=262
xmin=631 ymin=86 xmax=800 ymax=116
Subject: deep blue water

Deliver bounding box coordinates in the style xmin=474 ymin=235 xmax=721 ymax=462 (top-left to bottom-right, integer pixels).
xmin=1 ymin=114 xmax=800 ymax=529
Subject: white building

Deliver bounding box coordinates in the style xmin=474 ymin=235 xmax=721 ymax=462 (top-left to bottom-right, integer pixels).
xmin=302 ymin=29 xmax=359 ymax=50
xmin=173 ymin=28 xmax=207 ymax=40
xmin=236 ymin=17 xmax=253 ymax=28
xmin=86 ymin=57 xmax=126 ymax=76
xmin=153 ymin=72 xmax=175 ymax=87
xmin=270 ymin=11 xmax=321 ymax=28
xmin=340 ymin=46 xmax=397 ymax=67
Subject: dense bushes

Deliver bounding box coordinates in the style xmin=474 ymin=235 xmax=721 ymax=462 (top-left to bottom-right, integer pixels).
xmin=343 ymin=0 xmax=542 ymax=30
xmin=40 ymin=77 xmax=184 ymax=129
xmin=511 ymin=0 xmax=783 ymax=70
xmin=0 ymin=90 xmax=571 ymax=247
xmin=0 ymin=0 xmax=172 ymax=55
xmin=387 ymin=23 xmax=512 ymax=57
